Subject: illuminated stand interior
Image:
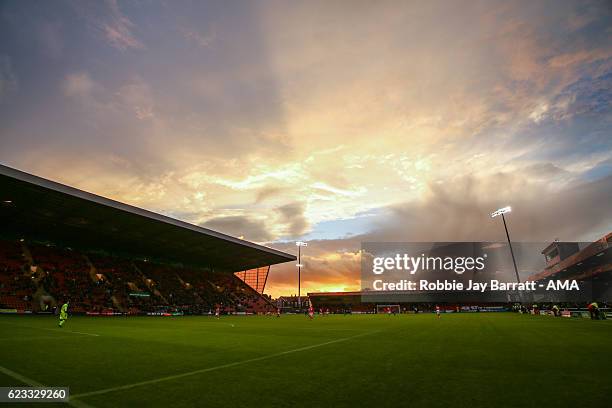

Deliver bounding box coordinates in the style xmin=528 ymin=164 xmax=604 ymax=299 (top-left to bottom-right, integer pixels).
xmin=235 ymin=266 xmax=270 ymax=294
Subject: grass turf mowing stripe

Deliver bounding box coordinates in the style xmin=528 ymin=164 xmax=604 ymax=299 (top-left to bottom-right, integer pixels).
xmin=72 ymin=330 xmax=379 ymax=399
xmin=0 ymin=365 xmax=94 ymax=408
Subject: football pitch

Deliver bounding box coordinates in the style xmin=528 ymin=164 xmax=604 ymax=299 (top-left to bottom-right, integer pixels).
xmin=0 ymin=313 xmax=610 ymax=408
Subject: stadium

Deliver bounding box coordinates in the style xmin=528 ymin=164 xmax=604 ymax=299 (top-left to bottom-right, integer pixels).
xmin=0 ymin=164 xmax=294 ymax=316
xmin=1 ymin=1 xmax=612 ymax=407
xmin=1 ymin=166 xmax=611 ymax=408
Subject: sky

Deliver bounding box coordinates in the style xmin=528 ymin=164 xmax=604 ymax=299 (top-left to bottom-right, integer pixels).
xmin=0 ymin=0 xmax=611 ymax=297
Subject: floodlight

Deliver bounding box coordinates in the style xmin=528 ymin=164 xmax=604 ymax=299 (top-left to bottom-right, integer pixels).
xmin=491 ymin=206 xmax=511 ymax=218
xmin=490 ymin=205 xmax=520 ymax=284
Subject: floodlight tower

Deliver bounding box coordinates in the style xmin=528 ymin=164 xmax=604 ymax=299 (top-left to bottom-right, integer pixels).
xmin=296 ymin=241 xmax=307 ymax=309
xmin=491 ymin=206 xmax=520 ymax=283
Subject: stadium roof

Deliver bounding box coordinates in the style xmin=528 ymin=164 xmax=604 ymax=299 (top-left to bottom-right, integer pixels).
xmin=0 ymin=164 xmax=296 ymax=272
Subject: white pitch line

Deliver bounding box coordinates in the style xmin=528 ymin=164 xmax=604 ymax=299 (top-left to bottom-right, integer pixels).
xmin=41 ymin=328 xmax=100 ymax=337
xmin=73 ymin=330 xmax=378 ymax=399
xmin=204 ymin=322 xmax=235 ymax=328
xmin=0 ymin=365 xmax=43 ymax=387
xmin=296 ymin=327 xmax=361 ymax=331
xmin=0 ymin=365 xmax=94 ymax=408
xmin=6 ymin=325 xmax=100 ymax=337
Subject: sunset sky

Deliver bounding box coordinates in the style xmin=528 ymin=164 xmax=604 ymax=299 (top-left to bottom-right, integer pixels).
xmin=1 ymin=0 xmax=611 ymax=297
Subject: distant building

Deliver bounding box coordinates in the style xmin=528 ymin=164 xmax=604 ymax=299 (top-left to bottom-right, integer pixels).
xmin=276 ymin=295 xmax=309 ymax=310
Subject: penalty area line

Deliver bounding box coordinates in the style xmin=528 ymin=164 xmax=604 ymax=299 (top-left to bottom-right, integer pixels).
xmin=0 ymin=365 xmax=95 ymax=408
xmin=73 ymin=330 xmax=379 ymax=399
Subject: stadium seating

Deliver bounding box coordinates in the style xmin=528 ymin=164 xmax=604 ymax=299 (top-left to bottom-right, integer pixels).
xmin=0 ymin=239 xmax=274 ymax=314
xmin=0 ymin=240 xmax=33 ymax=310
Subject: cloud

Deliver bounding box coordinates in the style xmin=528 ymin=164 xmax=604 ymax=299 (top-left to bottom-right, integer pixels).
xmin=102 ymin=0 xmax=143 ymax=51
xmin=1 ymin=0 xmax=611 ymax=298
xmin=115 ymin=79 xmax=155 ymax=120
xmin=39 ymin=21 xmax=64 ymax=58
xmin=62 ymin=72 xmax=97 ymax=98
xmin=375 ymin=174 xmax=612 ymax=243
xmin=254 ymin=186 xmax=284 ymax=203
xmin=181 ymin=26 xmax=216 ymax=48
xmin=266 ymin=173 xmax=612 ymax=296
xmin=201 ymin=215 xmax=273 ymax=243
xmin=276 ymin=202 xmax=309 ymax=237
xmin=0 ymin=56 xmax=17 ymax=100
xmin=73 ymin=0 xmax=144 ymax=51
xmin=266 ymin=240 xmax=362 ymax=295
xmin=548 ymin=48 xmax=612 ymax=69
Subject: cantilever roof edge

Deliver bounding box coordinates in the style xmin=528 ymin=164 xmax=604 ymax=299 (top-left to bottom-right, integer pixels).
xmin=0 ymin=163 xmax=296 ymax=262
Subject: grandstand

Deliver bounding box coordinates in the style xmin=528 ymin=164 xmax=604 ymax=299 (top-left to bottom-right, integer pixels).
xmin=528 ymin=233 xmax=612 ymax=283
xmin=0 ymin=164 xmax=295 ymax=314
xmin=526 ymin=233 xmax=612 ymax=303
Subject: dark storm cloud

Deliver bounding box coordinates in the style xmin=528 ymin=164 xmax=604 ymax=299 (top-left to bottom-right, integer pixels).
xmin=374 ymin=174 xmax=612 ymax=242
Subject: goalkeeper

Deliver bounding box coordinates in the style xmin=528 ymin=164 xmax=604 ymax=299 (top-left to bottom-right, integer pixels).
xmin=58 ymin=300 xmax=69 ymax=328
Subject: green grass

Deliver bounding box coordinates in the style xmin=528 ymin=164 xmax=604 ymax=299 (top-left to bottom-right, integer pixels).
xmin=0 ymin=313 xmax=610 ymax=408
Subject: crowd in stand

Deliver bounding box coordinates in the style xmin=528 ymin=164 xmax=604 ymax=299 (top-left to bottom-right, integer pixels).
xmin=29 ymin=244 xmax=94 ymax=312
xmin=0 ymin=240 xmax=35 ymax=310
xmin=0 ymin=239 xmax=275 ymax=314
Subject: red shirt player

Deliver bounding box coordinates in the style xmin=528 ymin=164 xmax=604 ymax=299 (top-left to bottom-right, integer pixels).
xmin=215 ymin=306 xmax=220 ymax=319
xmin=435 ymin=305 xmax=441 ymax=318
xmin=308 ymin=306 xmax=314 ymax=319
